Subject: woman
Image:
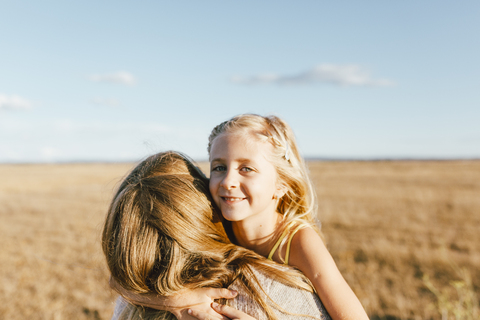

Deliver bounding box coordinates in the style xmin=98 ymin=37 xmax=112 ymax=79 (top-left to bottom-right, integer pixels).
xmin=102 ymin=151 xmax=331 ymax=320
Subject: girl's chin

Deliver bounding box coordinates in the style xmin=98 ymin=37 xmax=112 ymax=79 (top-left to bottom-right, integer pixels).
xmin=220 ymin=210 xmax=249 ymax=222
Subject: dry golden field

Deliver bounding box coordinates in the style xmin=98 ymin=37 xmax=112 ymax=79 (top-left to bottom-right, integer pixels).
xmin=0 ymin=160 xmax=479 ymax=320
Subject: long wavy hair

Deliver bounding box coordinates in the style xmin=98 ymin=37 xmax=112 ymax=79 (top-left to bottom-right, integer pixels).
xmin=102 ymin=151 xmax=313 ymax=319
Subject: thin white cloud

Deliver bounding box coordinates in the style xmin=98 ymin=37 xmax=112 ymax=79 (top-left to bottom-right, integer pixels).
xmin=40 ymin=147 xmax=61 ymax=162
xmin=0 ymin=94 xmax=33 ymax=110
xmin=230 ymin=64 xmax=395 ymax=87
xmin=90 ymin=97 xmax=121 ymax=107
xmin=88 ymin=71 xmax=137 ymax=86
xmin=48 ymin=119 xmax=170 ymax=134
xmin=0 ymin=118 xmax=176 ymax=162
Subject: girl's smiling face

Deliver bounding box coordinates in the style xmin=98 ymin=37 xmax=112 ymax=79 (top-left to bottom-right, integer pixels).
xmin=209 ymin=133 xmax=285 ymax=226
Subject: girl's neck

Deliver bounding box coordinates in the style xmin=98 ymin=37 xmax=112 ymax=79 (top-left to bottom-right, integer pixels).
xmin=232 ymin=212 xmax=283 ymax=257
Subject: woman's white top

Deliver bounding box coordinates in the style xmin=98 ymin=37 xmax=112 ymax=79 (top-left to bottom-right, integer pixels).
xmin=111 ymin=269 xmax=331 ymax=320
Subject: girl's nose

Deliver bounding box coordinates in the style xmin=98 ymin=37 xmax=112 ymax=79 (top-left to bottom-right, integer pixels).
xmin=220 ymin=170 xmax=239 ymax=190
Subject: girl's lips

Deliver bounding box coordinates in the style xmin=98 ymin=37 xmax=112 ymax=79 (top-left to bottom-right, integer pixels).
xmin=221 ymin=196 xmax=245 ymax=203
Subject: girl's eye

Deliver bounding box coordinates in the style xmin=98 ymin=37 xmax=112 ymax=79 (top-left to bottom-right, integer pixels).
xmin=211 ymin=165 xmax=226 ymax=172
xmin=240 ymin=167 xmax=253 ymax=172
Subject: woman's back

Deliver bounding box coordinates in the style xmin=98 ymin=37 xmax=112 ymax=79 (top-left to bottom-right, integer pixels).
xmin=112 ymin=267 xmax=331 ymax=320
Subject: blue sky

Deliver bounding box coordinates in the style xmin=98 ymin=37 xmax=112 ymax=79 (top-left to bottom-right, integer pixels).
xmin=1 ymin=1 xmax=479 ymax=162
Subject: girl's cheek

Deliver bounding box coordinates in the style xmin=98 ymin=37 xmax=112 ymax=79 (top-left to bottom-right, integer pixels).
xmin=209 ymin=181 xmax=216 ymax=194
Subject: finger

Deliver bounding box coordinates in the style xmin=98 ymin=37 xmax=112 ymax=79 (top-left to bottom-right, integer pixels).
xmin=211 ymin=302 xmax=255 ymax=320
xmin=206 ymin=288 xmax=238 ymax=300
xmin=187 ymin=308 xmax=227 ymax=320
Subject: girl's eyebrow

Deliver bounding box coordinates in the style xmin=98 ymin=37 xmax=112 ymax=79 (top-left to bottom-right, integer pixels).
xmin=236 ymin=158 xmax=253 ymax=164
xmin=211 ymin=158 xmax=252 ymax=164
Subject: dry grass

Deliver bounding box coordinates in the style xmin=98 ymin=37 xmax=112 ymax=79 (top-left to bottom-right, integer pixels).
xmin=1 ymin=160 xmax=479 ymax=319
xmin=309 ymin=161 xmax=480 ymax=320
xmin=0 ymin=163 xmax=134 ymax=320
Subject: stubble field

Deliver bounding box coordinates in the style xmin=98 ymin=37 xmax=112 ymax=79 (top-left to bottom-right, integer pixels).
xmin=0 ymin=160 xmax=479 ymax=319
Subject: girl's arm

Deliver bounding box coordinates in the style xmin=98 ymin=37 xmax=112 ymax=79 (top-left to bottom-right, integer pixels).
xmin=110 ymin=277 xmax=236 ymax=320
xmin=287 ymin=228 xmax=369 ymax=320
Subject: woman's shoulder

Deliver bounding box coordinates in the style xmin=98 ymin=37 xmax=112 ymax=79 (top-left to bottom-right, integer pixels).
xmin=230 ymin=267 xmax=332 ymax=320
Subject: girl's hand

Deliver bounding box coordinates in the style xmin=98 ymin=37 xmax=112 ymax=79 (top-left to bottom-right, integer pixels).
xmin=164 ymin=288 xmax=237 ymax=320
xmin=188 ymin=302 xmax=257 ymax=320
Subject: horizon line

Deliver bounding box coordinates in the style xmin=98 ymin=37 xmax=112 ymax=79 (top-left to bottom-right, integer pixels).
xmin=1 ymin=156 xmax=479 ymax=165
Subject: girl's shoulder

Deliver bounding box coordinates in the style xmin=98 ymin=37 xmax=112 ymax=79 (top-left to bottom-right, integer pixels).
xmin=289 ymin=225 xmax=326 ymax=255
xmin=291 ymin=225 xmax=323 ymax=245
xmin=268 ymin=221 xmax=320 ymax=265
xmin=288 ymin=226 xmax=338 ymax=280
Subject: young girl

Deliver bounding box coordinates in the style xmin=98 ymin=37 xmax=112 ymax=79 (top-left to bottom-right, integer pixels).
xmin=204 ymin=114 xmax=369 ymax=320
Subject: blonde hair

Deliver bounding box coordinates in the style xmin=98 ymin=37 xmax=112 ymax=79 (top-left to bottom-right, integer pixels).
xmin=208 ymin=114 xmax=319 ymax=235
xmin=102 ymin=151 xmax=314 ymax=320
